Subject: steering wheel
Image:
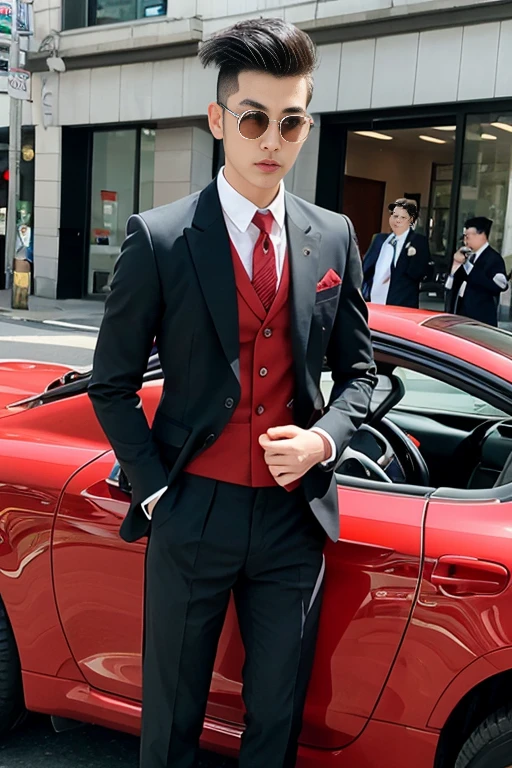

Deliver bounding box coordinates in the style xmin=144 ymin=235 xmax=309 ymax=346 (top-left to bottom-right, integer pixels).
xmin=338 ymin=419 xmax=431 ymax=486
xmin=378 ymin=416 xmax=430 ymax=486
xmin=337 ymin=425 xmax=397 ymax=483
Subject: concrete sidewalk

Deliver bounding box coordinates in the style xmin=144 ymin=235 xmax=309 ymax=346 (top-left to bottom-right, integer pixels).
xmin=0 ymin=289 xmax=105 ymax=330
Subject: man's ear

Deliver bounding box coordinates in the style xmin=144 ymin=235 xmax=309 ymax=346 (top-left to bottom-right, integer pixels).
xmin=208 ymin=102 xmax=224 ymax=140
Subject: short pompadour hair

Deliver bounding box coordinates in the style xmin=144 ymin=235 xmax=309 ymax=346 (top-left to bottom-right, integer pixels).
xmin=388 ymin=198 xmax=418 ymax=223
xmin=465 ymin=216 xmax=492 ymax=237
xmin=199 ymin=17 xmax=317 ymax=106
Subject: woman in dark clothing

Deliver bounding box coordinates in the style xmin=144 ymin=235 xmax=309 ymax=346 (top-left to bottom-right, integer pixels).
xmin=362 ymin=198 xmax=431 ymax=309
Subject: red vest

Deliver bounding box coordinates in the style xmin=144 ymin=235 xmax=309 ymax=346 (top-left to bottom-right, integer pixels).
xmin=186 ymin=240 xmax=296 ymax=486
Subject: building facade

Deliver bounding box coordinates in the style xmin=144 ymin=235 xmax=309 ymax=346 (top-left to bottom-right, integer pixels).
xmin=26 ymin=0 xmax=512 ymax=310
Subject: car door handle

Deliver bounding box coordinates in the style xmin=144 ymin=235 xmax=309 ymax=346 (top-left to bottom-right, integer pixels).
xmin=431 ymin=556 xmax=509 ymax=597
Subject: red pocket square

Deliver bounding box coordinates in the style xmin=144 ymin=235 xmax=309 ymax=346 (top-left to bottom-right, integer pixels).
xmin=317 ymin=269 xmax=342 ymax=292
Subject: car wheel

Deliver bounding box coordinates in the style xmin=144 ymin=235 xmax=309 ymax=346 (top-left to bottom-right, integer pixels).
xmin=0 ymin=601 xmax=24 ymax=736
xmin=456 ymin=707 xmax=512 ymax=768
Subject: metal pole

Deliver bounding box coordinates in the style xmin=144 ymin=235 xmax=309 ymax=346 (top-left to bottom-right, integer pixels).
xmin=5 ymin=0 xmax=21 ymax=296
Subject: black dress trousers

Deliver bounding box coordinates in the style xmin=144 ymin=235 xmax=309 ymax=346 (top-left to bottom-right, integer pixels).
xmin=140 ymin=472 xmax=326 ymax=768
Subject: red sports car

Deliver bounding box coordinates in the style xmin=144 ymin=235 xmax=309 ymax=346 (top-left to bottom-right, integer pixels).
xmin=0 ymin=306 xmax=511 ymax=768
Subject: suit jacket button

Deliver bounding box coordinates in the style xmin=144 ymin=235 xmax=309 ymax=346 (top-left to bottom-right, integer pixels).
xmin=224 ymin=397 xmax=234 ymax=408
xmin=204 ymin=433 xmax=216 ymax=446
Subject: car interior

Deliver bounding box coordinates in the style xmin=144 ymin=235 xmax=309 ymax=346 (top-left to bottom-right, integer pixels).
xmin=332 ymin=365 xmax=512 ymax=493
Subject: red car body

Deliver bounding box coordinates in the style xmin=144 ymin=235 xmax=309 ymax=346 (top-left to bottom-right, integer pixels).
xmin=0 ymin=306 xmax=512 ymax=768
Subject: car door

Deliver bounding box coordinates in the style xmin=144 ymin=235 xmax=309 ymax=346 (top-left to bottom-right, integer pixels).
xmin=373 ymin=481 xmax=512 ymax=731
xmin=52 ymin=449 xmax=427 ymax=748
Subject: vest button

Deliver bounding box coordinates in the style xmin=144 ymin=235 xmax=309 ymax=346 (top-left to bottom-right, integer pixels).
xmin=259 ymin=367 xmax=268 ymax=377
xmin=263 ymin=328 xmax=273 ymax=338
xmin=224 ymin=397 xmax=234 ymax=409
xmin=256 ymin=405 xmax=265 ymax=415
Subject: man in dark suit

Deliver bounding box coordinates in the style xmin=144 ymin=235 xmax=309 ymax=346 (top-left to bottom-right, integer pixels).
xmin=446 ymin=217 xmax=508 ymax=327
xmin=362 ymin=198 xmax=431 ymax=309
xmin=89 ymin=17 xmax=376 ymax=768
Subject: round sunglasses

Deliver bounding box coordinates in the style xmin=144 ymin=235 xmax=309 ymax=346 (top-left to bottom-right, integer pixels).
xmin=218 ymin=102 xmax=313 ymax=144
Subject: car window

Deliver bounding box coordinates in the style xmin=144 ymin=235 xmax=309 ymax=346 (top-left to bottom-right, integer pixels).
xmin=394 ymin=367 xmax=507 ymax=418
xmin=422 ymin=316 xmax=512 ymax=361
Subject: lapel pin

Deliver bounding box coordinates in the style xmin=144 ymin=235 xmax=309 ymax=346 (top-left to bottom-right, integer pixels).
xmin=303 ymin=247 xmax=311 ymax=257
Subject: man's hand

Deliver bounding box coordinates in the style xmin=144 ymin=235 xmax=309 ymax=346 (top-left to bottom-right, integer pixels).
xmin=451 ymin=249 xmax=467 ymax=273
xmin=259 ymin=426 xmax=328 ymax=487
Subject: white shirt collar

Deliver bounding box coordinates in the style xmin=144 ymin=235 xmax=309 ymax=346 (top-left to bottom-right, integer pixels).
xmin=387 ymin=228 xmax=411 ymax=245
xmin=472 ymin=242 xmax=488 ymax=261
xmin=217 ymin=166 xmax=286 ymax=234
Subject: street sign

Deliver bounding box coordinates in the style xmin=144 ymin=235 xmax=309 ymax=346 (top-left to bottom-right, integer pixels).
xmin=7 ymin=66 xmax=30 ymax=100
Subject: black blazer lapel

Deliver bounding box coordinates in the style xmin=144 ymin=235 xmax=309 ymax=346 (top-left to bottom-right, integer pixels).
xmin=184 ymin=180 xmax=240 ymax=383
xmin=285 ymin=194 xmax=321 ymax=393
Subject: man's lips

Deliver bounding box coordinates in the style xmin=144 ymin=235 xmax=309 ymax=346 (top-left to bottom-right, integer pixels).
xmin=255 ymin=160 xmax=281 ymax=172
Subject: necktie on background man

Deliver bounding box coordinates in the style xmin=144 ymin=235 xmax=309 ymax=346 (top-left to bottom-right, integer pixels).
xmin=252 ymin=211 xmax=277 ymax=311
xmin=390 ymin=236 xmax=399 ymax=268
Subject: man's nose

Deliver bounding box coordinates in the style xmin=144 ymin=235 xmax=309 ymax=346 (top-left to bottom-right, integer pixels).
xmin=260 ymin=121 xmax=282 ymax=152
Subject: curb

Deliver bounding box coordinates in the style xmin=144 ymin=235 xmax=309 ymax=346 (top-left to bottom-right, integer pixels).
xmin=0 ymin=313 xmax=101 ymax=333
xmin=42 ymin=320 xmax=100 ymax=333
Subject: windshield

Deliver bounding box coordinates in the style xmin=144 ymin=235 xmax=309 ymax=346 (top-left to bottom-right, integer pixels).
xmin=421 ymin=316 xmax=512 ymax=361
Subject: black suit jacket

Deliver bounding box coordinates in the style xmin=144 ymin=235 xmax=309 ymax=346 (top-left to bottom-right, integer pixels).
xmin=362 ymin=229 xmax=431 ymax=308
xmin=445 ymin=245 xmax=508 ymax=327
xmin=88 ymin=180 xmax=377 ymax=543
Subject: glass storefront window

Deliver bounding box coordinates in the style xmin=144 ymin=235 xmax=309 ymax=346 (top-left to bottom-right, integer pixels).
xmin=63 ymin=0 xmax=167 ymax=30
xmin=457 ymin=114 xmax=512 ymax=320
xmin=344 ymin=125 xmax=456 ymax=274
xmin=88 ymin=128 xmax=155 ymax=295
xmin=458 ymin=114 xmax=512 ymax=258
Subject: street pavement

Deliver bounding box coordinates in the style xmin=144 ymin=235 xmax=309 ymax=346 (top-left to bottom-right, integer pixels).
xmin=0 ymin=714 xmax=237 ymax=768
xmin=0 ymin=317 xmax=96 ymax=368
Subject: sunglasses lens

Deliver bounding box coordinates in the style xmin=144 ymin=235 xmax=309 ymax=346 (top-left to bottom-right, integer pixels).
xmin=281 ymin=115 xmax=310 ymax=143
xmin=239 ymin=111 xmax=269 ymax=139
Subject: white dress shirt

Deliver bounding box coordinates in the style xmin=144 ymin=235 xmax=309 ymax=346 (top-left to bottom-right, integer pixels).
xmin=142 ymin=169 xmax=336 ymax=518
xmin=370 ymin=230 xmax=409 ymax=305
xmin=217 ymin=164 xmax=287 ymax=285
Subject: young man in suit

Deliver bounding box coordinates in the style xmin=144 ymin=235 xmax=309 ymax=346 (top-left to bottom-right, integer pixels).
xmin=446 ymin=216 xmax=509 ymax=327
xmin=89 ymin=18 xmax=376 ymax=768
xmin=362 ymin=198 xmax=431 ymax=308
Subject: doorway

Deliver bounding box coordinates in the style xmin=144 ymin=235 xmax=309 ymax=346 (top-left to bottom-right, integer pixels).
xmin=343 ymin=176 xmax=386 ymax=255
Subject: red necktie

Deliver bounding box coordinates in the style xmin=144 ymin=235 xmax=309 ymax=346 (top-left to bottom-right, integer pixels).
xmin=252 ymin=211 xmax=277 ymax=311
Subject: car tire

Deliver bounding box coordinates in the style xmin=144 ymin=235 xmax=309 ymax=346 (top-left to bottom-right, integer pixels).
xmin=455 ymin=707 xmax=512 ymax=768
xmin=0 ymin=601 xmax=24 ymax=736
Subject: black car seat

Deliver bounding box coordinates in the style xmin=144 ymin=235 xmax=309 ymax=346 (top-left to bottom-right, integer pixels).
xmin=494 ymin=451 xmax=512 ymax=487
